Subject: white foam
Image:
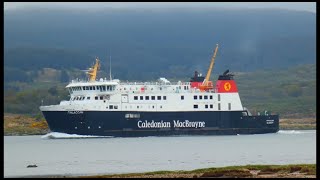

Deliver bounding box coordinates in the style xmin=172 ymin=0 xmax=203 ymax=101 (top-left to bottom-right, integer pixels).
xmin=41 ymin=132 xmax=113 ymax=139
xmin=277 ymin=130 xmax=304 ymax=134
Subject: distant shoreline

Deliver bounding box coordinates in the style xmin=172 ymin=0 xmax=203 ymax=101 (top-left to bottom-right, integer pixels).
xmin=5 ymin=164 xmax=316 ymax=178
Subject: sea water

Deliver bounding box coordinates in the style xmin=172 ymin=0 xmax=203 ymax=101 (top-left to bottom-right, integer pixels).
xmin=4 ymin=130 xmax=316 ymax=177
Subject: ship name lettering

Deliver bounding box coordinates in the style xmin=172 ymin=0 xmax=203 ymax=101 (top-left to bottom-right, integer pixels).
xmin=68 ymin=111 xmax=83 ymax=114
xmin=138 ymin=120 xmax=171 ymax=128
xmin=173 ymin=120 xmax=205 ymax=128
xmin=137 ymin=120 xmax=205 ymax=128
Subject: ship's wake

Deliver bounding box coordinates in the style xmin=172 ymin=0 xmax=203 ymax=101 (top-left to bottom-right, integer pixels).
xmin=277 ymin=130 xmax=312 ymax=134
xmin=41 ymin=132 xmax=113 ymax=139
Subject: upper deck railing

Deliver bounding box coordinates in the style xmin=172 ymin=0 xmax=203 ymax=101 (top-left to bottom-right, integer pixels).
xmin=69 ymin=78 xmax=191 ymax=86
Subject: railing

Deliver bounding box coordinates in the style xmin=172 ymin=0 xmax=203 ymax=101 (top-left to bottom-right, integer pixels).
xmin=69 ymin=78 xmax=192 ymax=86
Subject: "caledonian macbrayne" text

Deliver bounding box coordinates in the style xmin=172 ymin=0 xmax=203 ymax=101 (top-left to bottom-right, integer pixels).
xmin=137 ymin=120 xmax=205 ymax=128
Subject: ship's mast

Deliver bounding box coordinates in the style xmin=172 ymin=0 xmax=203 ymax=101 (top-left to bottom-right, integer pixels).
xmin=109 ymin=55 xmax=112 ymax=80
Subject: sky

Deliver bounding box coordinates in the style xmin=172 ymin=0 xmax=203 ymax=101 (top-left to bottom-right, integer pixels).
xmin=3 ymin=2 xmax=316 ymax=13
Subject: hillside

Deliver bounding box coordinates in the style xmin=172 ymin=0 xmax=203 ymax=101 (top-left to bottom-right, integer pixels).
xmin=3 ymin=63 xmax=316 ymax=119
xmin=4 ymin=8 xmax=316 ymax=82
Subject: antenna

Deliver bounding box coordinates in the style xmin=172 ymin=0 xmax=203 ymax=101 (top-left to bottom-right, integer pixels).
xmin=109 ymin=55 xmax=112 ymax=80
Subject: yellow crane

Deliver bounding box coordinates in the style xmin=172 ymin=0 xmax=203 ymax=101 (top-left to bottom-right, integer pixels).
xmin=87 ymin=57 xmax=100 ymax=81
xmin=199 ymin=44 xmax=219 ymax=91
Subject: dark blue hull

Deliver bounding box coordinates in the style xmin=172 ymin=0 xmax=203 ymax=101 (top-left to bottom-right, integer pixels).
xmin=41 ymin=111 xmax=279 ymax=137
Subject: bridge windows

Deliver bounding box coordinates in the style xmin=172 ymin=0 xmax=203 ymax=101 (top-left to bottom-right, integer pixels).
xmin=210 ymin=104 xmax=213 ymax=109
xmin=181 ymin=95 xmax=184 ymax=100
xmin=210 ymin=95 xmax=213 ymax=99
xmin=204 ymin=95 xmax=208 ymax=99
xmin=157 ymin=96 xmax=161 ymax=100
xmin=151 ymin=96 xmax=155 ymax=100
xmin=205 ymin=104 xmax=208 ymax=109
xmin=199 ymin=95 xmax=202 ymax=100
xmin=194 ymin=95 xmax=197 ymax=100
xmin=134 ymin=96 xmax=138 ymax=100
xmin=140 ymin=96 xmax=144 ymax=100
xmin=145 ymin=96 xmax=150 ymax=100
xmin=163 ymin=96 xmax=167 ymax=100
xmin=194 ymin=104 xmax=198 ymax=109
xmin=95 ymin=96 xmax=98 ymax=100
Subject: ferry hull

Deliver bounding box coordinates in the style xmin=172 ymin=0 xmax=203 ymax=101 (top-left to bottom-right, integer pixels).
xmin=41 ymin=111 xmax=279 ymax=137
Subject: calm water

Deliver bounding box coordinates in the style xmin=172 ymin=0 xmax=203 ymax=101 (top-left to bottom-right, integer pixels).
xmin=4 ymin=130 xmax=316 ymax=177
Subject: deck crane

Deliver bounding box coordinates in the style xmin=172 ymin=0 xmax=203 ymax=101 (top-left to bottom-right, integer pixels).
xmin=86 ymin=57 xmax=101 ymax=82
xmin=199 ymin=44 xmax=219 ymax=91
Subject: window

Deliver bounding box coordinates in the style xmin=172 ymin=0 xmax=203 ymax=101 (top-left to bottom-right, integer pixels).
xmin=157 ymin=96 xmax=161 ymax=100
xmin=109 ymin=105 xmax=113 ymax=109
xmin=134 ymin=96 xmax=138 ymax=100
xmin=210 ymin=104 xmax=213 ymax=108
xmin=137 ymin=106 xmax=139 ymax=109
xmin=210 ymin=95 xmax=213 ymax=99
xmin=100 ymin=96 xmax=103 ymax=100
xmin=163 ymin=96 xmax=167 ymax=100
xmin=87 ymin=97 xmax=90 ymax=100
xmin=228 ymin=103 xmax=231 ymax=110
xmin=145 ymin=96 xmax=149 ymax=100
xmin=95 ymin=96 xmax=98 ymax=100
xmin=194 ymin=95 xmax=197 ymax=100
xmin=90 ymin=86 xmax=92 ymax=90
xmin=83 ymin=87 xmax=85 ymax=90
xmin=204 ymin=95 xmax=208 ymax=100
xmin=86 ymin=86 xmax=89 ymax=90
xmin=140 ymin=96 xmax=143 ymax=100
xmin=205 ymin=105 xmax=208 ymax=109
xmin=194 ymin=105 xmax=198 ymax=109
xmin=97 ymin=86 xmax=99 ymax=90
xmin=181 ymin=95 xmax=184 ymax=100
xmin=218 ymin=94 xmax=221 ymax=101
xmin=218 ymin=103 xmax=221 ymax=110
xmin=93 ymin=86 xmax=95 ymax=90
xmin=114 ymin=105 xmax=118 ymax=109
xmin=199 ymin=95 xmax=202 ymax=100
xmin=102 ymin=86 xmax=106 ymax=91
xmin=151 ymin=96 xmax=155 ymax=100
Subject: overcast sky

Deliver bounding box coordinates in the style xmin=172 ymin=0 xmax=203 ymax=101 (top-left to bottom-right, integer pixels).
xmin=4 ymin=2 xmax=316 ymax=13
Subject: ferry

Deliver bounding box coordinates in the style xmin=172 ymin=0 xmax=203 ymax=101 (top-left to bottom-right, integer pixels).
xmin=40 ymin=44 xmax=279 ymax=137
